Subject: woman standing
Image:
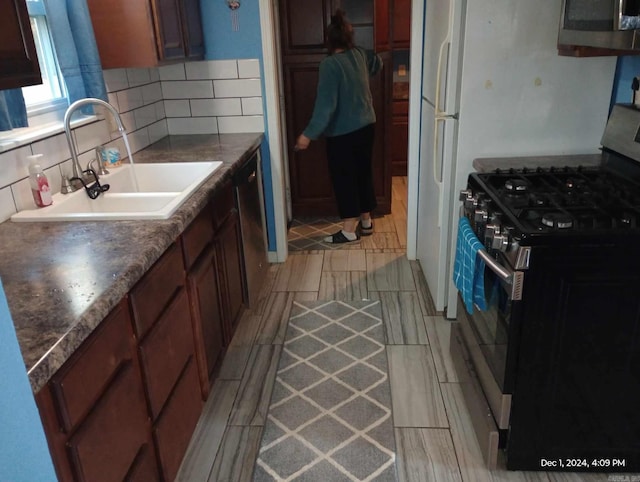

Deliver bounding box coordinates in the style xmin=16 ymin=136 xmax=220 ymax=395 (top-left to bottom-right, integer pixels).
xmin=295 ymin=9 xmax=383 ymax=244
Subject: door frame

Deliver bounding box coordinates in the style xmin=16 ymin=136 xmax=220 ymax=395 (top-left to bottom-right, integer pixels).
xmin=258 ymin=0 xmax=424 ymax=262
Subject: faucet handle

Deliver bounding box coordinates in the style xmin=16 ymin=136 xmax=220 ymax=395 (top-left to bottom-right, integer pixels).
xmin=88 ymin=157 xmax=109 ymax=177
xmin=61 ymin=175 xmax=77 ymax=194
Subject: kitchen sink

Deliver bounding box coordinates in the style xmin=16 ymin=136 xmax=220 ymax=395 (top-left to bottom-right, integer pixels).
xmin=11 ymin=161 xmax=223 ymax=222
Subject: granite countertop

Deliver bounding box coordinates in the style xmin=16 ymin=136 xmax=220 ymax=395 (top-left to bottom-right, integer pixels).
xmin=0 ymin=133 xmax=263 ymax=392
xmin=472 ymin=153 xmax=604 ymax=172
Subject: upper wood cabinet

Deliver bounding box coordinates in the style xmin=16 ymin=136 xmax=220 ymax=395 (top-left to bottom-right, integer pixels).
xmin=0 ymin=0 xmax=42 ymax=90
xmin=86 ymin=0 xmax=204 ymax=68
xmin=391 ymin=0 xmax=411 ymax=49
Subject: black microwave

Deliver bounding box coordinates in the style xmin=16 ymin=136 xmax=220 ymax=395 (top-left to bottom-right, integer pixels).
xmin=559 ymin=0 xmax=640 ymax=50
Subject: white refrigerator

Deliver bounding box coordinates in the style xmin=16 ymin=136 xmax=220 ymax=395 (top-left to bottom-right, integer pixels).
xmin=413 ymin=0 xmax=617 ymax=318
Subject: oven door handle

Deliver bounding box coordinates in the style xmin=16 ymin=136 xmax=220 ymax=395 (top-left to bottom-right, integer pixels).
xmin=476 ymin=248 xmax=524 ymax=301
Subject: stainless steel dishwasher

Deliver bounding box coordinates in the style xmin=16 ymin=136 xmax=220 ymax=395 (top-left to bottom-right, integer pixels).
xmin=232 ymin=150 xmax=268 ymax=308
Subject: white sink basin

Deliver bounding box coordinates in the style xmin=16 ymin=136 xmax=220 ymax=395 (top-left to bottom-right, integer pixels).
xmin=11 ymin=161 xmax=223 ymax=222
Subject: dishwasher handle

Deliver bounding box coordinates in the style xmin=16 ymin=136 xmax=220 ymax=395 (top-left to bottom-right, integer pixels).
xmin=232 ymin=152 xmax=258 ymax=186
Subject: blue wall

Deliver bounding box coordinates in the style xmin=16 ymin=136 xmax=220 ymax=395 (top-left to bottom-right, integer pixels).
xmin=199 ymin=0 xmax=277 ymax=251
xmin=0 ymin=278 xmax=57 ymax=481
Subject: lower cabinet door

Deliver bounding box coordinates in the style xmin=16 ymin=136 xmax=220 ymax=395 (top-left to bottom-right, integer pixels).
xmin=66 ymin=363 xmax=150 ymax=482
xmin=126 ymin=443 xmax=161 ymax=481
xmin=153 ymin=358 xmax=203 ymax=481
xmin=216 ymin=212 xmax=245 ymax=342
xmin=187 ymin=246 xmax=225 ymax=391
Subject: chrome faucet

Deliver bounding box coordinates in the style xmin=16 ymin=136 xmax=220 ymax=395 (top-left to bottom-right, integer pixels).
xmin=63 ymin=98 xmax=126 ymax=187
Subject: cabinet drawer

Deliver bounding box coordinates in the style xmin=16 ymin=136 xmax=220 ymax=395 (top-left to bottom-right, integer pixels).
xmin=153 ymin=358 xmax=202 ymax=482
xmin=139 ymin=288 xmax=195 ymax=419
xmin=51 ymin=300 xmax=134 ymax=433
xmin=67 ymin=362 xmax=149 ymax=482
xmin=130 ymin=241 xmax=185 ymax=338
xmin=182 ymin=208 xmax=214 ymax=271
xmin=211 ymin=181 xmax=235 ymax=229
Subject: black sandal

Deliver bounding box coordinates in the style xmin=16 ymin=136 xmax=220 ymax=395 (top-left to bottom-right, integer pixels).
xmin=323 ymin=230 xmax=359 ymax=244
xmin=359 ymin=221 xmax=373 ymax=236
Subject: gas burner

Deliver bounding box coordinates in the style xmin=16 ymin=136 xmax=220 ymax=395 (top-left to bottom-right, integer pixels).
xmin=620 ymin=211 xmax=638 ymax=228
xmin=528 ymin=193 xmax=548 ymax=207
xmin=542 ymin=212 xmax=574 ymax=229
xmin=565 ymin=178 xmax=587 ymax=191
xmin=505 ymin=178 xmax=530 ymax=194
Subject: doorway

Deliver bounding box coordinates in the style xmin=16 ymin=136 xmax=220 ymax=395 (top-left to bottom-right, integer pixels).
xmin=257 ymin=0 xmax=421 ymax=260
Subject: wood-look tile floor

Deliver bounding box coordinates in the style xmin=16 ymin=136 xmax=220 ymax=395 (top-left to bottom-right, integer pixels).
xmin=177 ymin=177 xmax=617 ymax=482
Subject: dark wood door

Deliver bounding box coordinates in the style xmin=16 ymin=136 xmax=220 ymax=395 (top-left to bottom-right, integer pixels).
xmin=280 ymin=0 xmax=392 ymax=217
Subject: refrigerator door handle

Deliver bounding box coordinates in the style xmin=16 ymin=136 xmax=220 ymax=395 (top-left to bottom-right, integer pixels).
xmin=434 ymin=39 xmax=450 ymax=118
xmin=434 ymin=117 xmax=445 ymax=227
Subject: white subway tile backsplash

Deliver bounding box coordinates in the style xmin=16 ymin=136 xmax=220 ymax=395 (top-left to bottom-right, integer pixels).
xmin=241 ymin=97 xmax=263 ymax=116
xmin=2 ymin=58 xmax=265 ymax=217
xmin=11 ymin=178 xmax=34 ymax=213
xmin=214 ymin=79 xmax=262 ymax=98
xmin=165 ymin=100 xmax=192 ymax=118
xmin=238 ymin=59 xmax=260 ymax=78
xmin=142 ymin=83 xmax=163 ymax=104
xmin=162 ymin=80 xmax=214 ymax=99
xmin=149 ymin=68 xmax=160 ymax=83
xmin=117 ymin=111 xmax=137 ymax=136
xmin=31 ymin=133 xmax=70 ymax=168
xmin=127 ymin=68 xmax=152 ymax=87
xmin=190 ymin=98 xmax=242 ymax=117
xmin=73 ymin=120 xmax=111 ymax=155
xmin=186 ymin=60 xmax=238 ymax=80
xmin=134 ymin=104 xmax=158 ymax=129
xmin=155 ymin=101 xmax=166 ymax=120
xmin=0 ymin=186 xmax=16 ymax=223
xmin=107 ymin=92 xmax=120 ymax=111
xmin=148 ymin=120 xmax=168 ymax=145
xmin=127 ymin=128 xmax=151 ymax=154
xmin=116 ymin=87 xmax=144 ymax=112
xmin=159 ymin=63 xmax=186 ymax=81
xmin=103 ymin=69 xmax=129 ymax=92
xmin=167 ymin=117 xmax=218 ymax=135
xmin=0 ymin=145 xmax=34 ymax=188
xmin=218 ymin=116 xmax=264 ymax=134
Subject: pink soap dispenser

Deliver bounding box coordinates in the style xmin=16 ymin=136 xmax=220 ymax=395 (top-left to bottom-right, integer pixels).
xmin=27 ymin=154 xmax=53 ymax=208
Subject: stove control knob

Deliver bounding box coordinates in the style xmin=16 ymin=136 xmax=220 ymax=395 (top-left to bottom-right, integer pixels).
xmin=474 ymin=209 xmax=488 ymax=223
xmin=459 ymin=189 xmax=472 ymax=201
xmin=491 ymin=233 xmax=509 ymax=252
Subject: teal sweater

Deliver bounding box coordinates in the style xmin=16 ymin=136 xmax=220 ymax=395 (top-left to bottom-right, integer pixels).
xmin=303 ymin=47 xmax=382 ymax=140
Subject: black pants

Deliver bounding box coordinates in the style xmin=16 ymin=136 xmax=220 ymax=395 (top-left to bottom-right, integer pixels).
xmin=325 ymin=123 xmax=377 ymax=219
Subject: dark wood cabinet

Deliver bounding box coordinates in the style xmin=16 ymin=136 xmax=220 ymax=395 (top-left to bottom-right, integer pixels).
xmin=35 ymin=300 xmax=158 ymax=482
xmin=391 ymin=0 xmax=411 ymax=49
xmin=212 ymin=182 xmax=246 ymax=342
xmin=36 ymin=175 xmax=255 ymax=481
xmin=131 ymin=241 xmax=203 ymax=480
xmin=86 ymin=0 xmax=204 ymax=68
xmin=390 ymin=100 xmax=408 ymax=176
xmin=0 ymin=0 xmax=41 ymax=89
xmin=280 ymin=0 xmax=392 ymax=217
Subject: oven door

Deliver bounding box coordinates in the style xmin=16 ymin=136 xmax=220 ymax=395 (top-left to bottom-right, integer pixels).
xmin=456 ymin=247 xmax=525 ymax=430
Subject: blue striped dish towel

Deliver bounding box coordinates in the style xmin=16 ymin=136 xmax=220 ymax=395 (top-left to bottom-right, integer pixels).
xmin=453 ymin=217 xmax=487 ymax=314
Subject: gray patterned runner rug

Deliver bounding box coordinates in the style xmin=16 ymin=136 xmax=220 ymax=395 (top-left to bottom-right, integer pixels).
xmin=253 ymin=300 xmax=398 ymax=481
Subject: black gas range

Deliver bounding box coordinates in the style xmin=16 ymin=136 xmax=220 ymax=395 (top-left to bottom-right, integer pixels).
xmin=451 ymin=104 xmax=640 ymax=472
xmin=467 ymin=159 xmax=640 ymax=243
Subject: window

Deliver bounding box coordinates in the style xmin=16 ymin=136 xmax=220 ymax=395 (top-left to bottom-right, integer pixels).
xmin=22 ymin=0 xmax=67 ymax=121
